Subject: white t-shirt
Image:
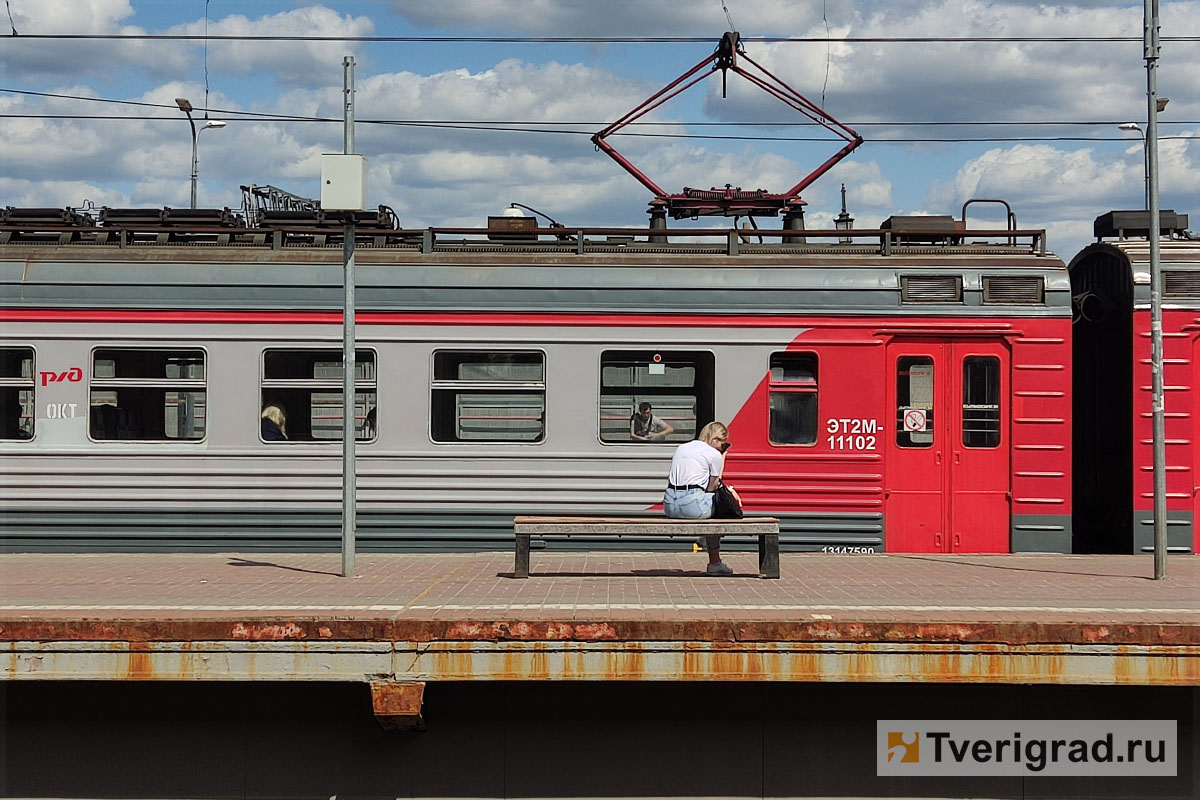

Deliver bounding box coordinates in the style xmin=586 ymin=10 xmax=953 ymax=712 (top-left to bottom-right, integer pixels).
xmin=667 ymin=439 xmax=723 ymax=489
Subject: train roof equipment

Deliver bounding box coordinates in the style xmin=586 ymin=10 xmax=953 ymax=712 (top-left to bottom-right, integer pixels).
xmin=591 ymin=31 xmax=863 ymax=223
xmin=0 ymin=201 xmax=1049 ymax=259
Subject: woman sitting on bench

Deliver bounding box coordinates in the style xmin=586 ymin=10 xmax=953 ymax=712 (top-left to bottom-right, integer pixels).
xmin=663 ymin=421 xmax=734 ymax=576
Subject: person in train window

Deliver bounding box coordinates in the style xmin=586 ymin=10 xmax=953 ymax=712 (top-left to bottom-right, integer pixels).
xmin=630 ymin=401 xmax=675 ymax=442
xmin=663 ymin=421 xmax=734 ymax=575
xmin=363 ymin=407 xmax=377 ymax=440
xmin=261 ymin=405 xmax=288 ymax=441
xmin=3 ymin=394 xmax=31 ymax=439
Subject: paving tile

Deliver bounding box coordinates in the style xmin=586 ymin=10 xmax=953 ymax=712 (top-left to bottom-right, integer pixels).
xmin=1 ymin=552 xmax=1197 ymax=646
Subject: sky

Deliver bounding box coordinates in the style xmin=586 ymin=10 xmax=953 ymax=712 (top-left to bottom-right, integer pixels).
xmin=0 ymin=0 xmax=1197 ymax=260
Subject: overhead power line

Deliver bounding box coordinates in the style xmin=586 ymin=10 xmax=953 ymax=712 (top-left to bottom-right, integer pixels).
xmin=2 ymin=89 xmax=1197 ymax=144
xmin=2 ymin=113 xmax=1196 ymax=144
xmin=4 ymin=33 xmax=1200 ymax=43
xmin=8 ymin=112 xmax=1200 ymax=128
xmin=3 ymin=88 xmax=1198 ymax=130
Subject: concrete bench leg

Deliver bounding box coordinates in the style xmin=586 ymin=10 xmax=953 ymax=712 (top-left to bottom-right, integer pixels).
xmin=759 ymin=533 xmax=780 ymax=579
xmin=514 ymin=534 xmax=530 ymax=579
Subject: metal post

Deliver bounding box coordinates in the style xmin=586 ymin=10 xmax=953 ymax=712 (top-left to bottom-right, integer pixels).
xmin=1144 ymin=0 xmax=1167 ymax=578
xmin=185 ymin=112 xmax=198 ymax=210
xmin=341 ymin=55 xmax=357 ymax=579
xmin=1142 ymin=131 xmax=1150 ymax=210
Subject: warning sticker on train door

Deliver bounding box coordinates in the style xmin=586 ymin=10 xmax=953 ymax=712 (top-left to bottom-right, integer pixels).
xmin=902 ymin=408 xmax=927 ymax=432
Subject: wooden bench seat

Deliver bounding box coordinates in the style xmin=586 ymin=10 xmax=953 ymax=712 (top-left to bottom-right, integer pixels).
xmin=511 ymin=516 xmax=781 ymax=579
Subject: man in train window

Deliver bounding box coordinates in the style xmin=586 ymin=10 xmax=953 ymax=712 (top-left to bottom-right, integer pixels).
xmin=630 ymin=402 xmax=674 ymax=442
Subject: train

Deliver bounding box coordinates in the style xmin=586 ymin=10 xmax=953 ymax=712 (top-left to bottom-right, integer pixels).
xmin=0 ymin=202 xmax=1196 ymax=555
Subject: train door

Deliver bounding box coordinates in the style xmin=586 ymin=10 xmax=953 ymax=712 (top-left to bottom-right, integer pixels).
xmin=1193 ymin=336 xmax=1200 ymax=547
xmin=885 ymin=339 xmax=1010 ymax=552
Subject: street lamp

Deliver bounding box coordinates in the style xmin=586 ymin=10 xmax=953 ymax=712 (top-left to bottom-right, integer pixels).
xmin=1117 ymin=122 xmax=1148 ymax=208
xmin=174 ymin=98 xmax=226 ymax=209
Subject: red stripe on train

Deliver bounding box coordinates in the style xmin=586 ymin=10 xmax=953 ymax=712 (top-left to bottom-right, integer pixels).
xmin=0 ymin=309 xmax=815 ymax=327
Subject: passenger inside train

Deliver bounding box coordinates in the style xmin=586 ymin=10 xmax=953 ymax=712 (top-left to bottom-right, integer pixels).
xmin=630 ymin=402 xmax=674 ymax=442
xmin=1 ymin=391 xmax=30 ymax=439
xmin=260 ymin=405 xmax=288 ymax=441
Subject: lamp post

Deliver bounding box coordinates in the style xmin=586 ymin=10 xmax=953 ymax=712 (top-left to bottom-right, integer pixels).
xmin=1117 ymin=122 xmax=1148 ymax=208
xmin=174 ymin=98 xmax=226 ymax=209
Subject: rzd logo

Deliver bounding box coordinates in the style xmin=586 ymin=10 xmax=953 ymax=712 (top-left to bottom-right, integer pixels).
xmin=39 ymin=367 xmax=83 ymax=387
xmin=888 ymin=732 xmax=920 ymax=763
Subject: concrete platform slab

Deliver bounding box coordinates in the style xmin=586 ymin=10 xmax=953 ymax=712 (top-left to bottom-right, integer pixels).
xmin=2 ymin=552 xmax=1197 ymax=686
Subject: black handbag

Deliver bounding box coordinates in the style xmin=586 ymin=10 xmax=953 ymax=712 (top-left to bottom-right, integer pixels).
xmin=712 ymin=480 xmax=743 ymax=519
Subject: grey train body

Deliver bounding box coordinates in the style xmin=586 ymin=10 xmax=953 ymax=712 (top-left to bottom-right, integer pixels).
xmin=2 ymin=237 xmax=1073 ymax=552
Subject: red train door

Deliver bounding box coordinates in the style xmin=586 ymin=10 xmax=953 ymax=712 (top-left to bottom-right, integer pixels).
xmin=885 ymin=339 xmax=1010 ymax=552
xmin=1192 ymin=336 xmax=1200 ymax=550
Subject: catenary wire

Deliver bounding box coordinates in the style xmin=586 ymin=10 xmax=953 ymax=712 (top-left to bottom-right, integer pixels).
xmin=2 ymin=88 xmax=1197 ymax=129
xmin=3 ymin=33 xmax=1199 ymax=42
xmin=2 ymin=114 xmax=1195 ymax=143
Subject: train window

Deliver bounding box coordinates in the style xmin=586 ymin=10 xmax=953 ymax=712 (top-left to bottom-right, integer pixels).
xmin=599 ymin=350 xmax=713 ymax=444
xmin=0 ymin=347 xmax=34 ymax=440
xmin=261 ymin=349 xmax=376 ymax=442
xmin=89 ymin=348 xmax=206 ymax=441
xmin=896 ymin=356 xmax=934 ymax=448
xmin=431 ymin=351 xmax=545 ymax=443
xmin=768 ymin=353 xmax=818 ymax=445
xmin=963 ymin=356 xmax=1001 ymax=448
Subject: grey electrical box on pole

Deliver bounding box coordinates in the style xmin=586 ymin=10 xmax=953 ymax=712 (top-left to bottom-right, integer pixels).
xmin=320 ymin=55 xmax=365 ymax=578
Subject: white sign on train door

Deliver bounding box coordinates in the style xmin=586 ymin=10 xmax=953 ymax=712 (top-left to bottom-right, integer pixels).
xmin=902 ymin=408 xmax=927 ymax=432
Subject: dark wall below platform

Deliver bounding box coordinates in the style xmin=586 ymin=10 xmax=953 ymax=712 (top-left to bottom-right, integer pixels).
xmin=2 ymin=681 xmax=1195 ymax=799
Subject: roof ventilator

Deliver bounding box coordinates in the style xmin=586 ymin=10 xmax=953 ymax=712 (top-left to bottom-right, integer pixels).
xmin=983 ymin=276 xmax=1045 ymax=305
xmin=901 ymin=275 xmax=963 ymax=303
xmin=1163 ymin=271 xmax=1200 ymax=299
xmin=1093 ymin=210 xmax=1190 ymax=240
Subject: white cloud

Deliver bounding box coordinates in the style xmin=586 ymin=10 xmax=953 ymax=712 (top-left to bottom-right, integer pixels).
xmin=0 ymin=177 xmax=128 ymax=210
xmin=267 ymin=59 xmax=658 ymax=163
xmin=5 ymin=0 xmax=135 ymax=33
xmin=927 ymin=136 xmax=1200 ymax=257
xmin=385 ymin=0 xmax=824 ymax=37
xmin=165 ymin=7 xmax=375 ymax=86
xmin=0 ymin=0 xmax=188 ymax=78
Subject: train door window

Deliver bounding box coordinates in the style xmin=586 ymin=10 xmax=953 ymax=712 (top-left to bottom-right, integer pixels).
xmin=768 ymin=352 xmax=818 ymax=445
xmin=896 ymin=356 xmax=934 ymax=447
xmin=431 ymin=350 xmax=545 ymax=443
xmin=261 ymin=349 xmax=377 ymax=442
xmin=89 ymin=348 xmax=206 ymax=441
xmin=0 ymin=347 xmax=34 ymax=440
xmin=599 ymin=350 xmax=714 ymax=444
xmin=962 ymin=356 xmax=1001 ymax=448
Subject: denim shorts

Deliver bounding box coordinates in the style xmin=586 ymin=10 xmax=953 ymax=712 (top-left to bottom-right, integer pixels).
xmin=663 ymin=486 xmax=714 ymax=520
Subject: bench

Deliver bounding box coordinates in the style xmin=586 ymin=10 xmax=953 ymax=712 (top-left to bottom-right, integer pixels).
xmin=511 ymin=516 xmax=781 ymax=579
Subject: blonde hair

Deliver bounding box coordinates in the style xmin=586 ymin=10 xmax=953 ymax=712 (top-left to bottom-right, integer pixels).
xmin=261 ymin=405 xmax=287 ymax=433
xmin=697 ymin=421 xmax=728 ymax=445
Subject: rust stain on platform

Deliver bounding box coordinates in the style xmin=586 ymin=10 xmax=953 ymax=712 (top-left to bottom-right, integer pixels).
xmin=4 ymin=616 xmax=1198 ymax=686
xmin=2 ymin=618 xmax=1196 ymax=646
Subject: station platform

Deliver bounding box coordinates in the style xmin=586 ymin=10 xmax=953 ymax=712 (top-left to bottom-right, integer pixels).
xmin=3 ymin=551 xmax=1197 ymax=721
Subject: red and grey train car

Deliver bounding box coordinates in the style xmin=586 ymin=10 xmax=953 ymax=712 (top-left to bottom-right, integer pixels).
xmin=1070 ymin=209 xmax=1199 ymax=555
xmin=0 ymin=206 xmax=1105 ymax=554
